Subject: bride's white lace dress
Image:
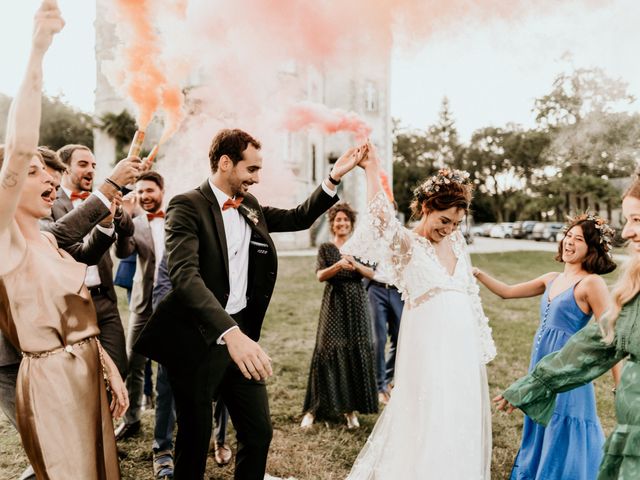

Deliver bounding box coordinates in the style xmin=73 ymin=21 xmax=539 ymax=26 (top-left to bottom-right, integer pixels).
xmin=342 ymin=192 xmax=496 ymax=480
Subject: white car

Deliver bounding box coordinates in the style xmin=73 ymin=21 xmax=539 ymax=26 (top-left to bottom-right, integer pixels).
xmin=489 ymin=223 xmax=514 ymax=239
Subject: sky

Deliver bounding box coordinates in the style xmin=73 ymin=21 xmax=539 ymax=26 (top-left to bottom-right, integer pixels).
xmin=1 ymin=0 xmax=639 ymax=141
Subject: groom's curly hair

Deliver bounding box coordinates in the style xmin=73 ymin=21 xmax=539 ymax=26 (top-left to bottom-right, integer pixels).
xmin=209 ymin=129 xmax=261 ymax=172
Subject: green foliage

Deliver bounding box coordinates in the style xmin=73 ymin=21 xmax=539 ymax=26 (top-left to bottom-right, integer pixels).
xmin=0 ymin=94 xmax=93 ymax=150
xmin=39 ymin=96 xmax=94 ymax=150
xmin=392 ymin=98 xmax=465 ymax=220
xmin=98 ymin=110 xmax=137 ymax=161
xmin=534 ymin=67 xmax=635 ymax=128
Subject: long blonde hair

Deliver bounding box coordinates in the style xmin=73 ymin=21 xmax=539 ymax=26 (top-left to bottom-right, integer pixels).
xmin=603 ymin=176 xmax=640 ymax=342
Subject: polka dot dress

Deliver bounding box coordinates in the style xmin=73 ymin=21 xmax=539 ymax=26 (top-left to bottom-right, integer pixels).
xmin=303 ymin=242 xmax=378 ymax=420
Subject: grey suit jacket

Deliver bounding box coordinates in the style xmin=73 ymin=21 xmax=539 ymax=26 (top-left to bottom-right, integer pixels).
xmin=48 ymin=189 xmax=134 ymax=304
xmin=0 ymin=192 xmax=115 ymax=367
xmin=115 ymin=214 xmax=157 ymax=316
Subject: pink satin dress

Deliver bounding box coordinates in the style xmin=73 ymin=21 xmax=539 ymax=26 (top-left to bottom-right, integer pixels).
xmin=0 ymin=234 xmax=119 ymax=480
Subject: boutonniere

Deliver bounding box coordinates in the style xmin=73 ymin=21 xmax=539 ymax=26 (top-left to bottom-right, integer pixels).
xmin=239 ymin=204 xmax=260 ymax=226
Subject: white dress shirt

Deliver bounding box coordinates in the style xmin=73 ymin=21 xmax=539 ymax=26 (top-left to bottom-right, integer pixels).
xmin=213 ymin=178 xmax=337 ymax=343
xmin=61 ymin=186 xmax=114 ymax=287
xmin=147 ymin=215 xmax=165 ymax=282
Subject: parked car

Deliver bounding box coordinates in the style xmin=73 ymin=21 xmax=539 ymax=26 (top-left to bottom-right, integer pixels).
xmin=460 ymin=220 xmax=474 ymax=244
xmin=489 ymin=222 xmax=515 ymax=239
xmin=511 ymin=220 xmax=537 ymax=239
xmin=531 ymin=222 xmax=564 ymax=242
xmin=470 ymin=225 xmax=485 ymax=237
xmin=479 ymin=223 xmax=495 ymax=237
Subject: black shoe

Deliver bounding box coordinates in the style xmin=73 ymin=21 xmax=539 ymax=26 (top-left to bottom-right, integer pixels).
xmin=115 ymin=420 xmax=141 ymax=441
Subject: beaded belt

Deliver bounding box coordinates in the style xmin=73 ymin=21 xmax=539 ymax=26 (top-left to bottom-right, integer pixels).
xmin=22 ymin=337 xmax=96 ymax=359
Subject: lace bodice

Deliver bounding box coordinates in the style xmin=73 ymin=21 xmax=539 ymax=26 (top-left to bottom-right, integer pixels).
xmin=342 ymin=191 xmax=496 ymax=364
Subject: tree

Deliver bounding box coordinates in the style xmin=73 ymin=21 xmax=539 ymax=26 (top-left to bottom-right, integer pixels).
xmin=392 ymin=120 xmax=439 ymax=220
xmin=424 ymin=97 xmax=464 ymax=169
xmin=39 ymin=95 xmax=94 ymax=150
xmin=534 ymin=67 xmax=635 ymax=129
xmin=463 ymin=126 xmax=549 ymax=222
xmin=534 ymin=67 xmax=639 ymax=215
xmin=98 ymin=110 xmax=137 ymax=161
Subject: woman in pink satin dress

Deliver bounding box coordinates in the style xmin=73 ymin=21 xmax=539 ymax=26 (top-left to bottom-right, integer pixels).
xmin=0 ymin=2 xmax=129 ymax=478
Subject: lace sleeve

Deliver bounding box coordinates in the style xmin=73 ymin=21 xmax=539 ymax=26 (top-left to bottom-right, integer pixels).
xmin=458 ymin=232 xmax=496 ymax=365
xmin=341 ymin=191 xmax=413 ymax=293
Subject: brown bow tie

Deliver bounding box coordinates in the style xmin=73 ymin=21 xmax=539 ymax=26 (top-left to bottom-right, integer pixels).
xmin=70 ymin=191 xmax=90 ymax=201
xmin=147 ymin=211 xmax=165 ymax=221
xmin=222 ymin=197 xmax=243 ymax=211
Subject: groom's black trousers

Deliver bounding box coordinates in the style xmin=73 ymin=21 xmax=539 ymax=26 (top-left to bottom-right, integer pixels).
xmin=168 ymin=312 xmax=273 ymax=480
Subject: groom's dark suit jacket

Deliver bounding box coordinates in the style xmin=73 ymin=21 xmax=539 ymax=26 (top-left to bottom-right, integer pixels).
xmin=135 ymin=179 xmax=338 ymax=369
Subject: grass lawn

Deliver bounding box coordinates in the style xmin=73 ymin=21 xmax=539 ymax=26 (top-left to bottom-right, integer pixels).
xmin=0 ymin=251 xmax=619 ymax=479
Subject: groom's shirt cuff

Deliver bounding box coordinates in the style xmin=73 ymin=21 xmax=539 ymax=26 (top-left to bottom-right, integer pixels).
xmin=321 ymin=179 xmax=337 ymax=197
xmin=217 ymin=325 xmax=240 ymax=345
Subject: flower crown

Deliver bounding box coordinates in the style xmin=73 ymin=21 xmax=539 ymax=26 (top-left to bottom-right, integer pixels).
xmin=415 ymin=168 xmax=472 ymax=197
xmin=563 ymin=212 xmax=615 ymax=252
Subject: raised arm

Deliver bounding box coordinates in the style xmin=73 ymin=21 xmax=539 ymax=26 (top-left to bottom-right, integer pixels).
xmin=0 ymin=1 xmax=64 ymax=232
xmin=473 ymin=268 xmax=555 ymax=299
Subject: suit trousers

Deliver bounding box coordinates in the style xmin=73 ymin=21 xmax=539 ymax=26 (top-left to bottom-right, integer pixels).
xmin=368 ymin=284 xmax=403 ymax=392
xmin=124 ymin=311 xmax=150 ymax=425
xmin=168 ymin=333 xmax=272 ymax=479
xmin=91 ymin=291 xmax=128 ymax=379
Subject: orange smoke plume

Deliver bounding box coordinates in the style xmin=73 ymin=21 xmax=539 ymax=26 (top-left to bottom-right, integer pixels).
xmin=379 ymin=170 xmax=394 ymax=203
xmin=283 ymin=101 xmax=372 ymax=141
xmin=111 ymin=0 xmax=187 ymax=140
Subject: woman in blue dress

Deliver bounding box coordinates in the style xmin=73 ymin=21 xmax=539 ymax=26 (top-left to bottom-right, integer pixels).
xmin=474 ymin=214 xmax=619 ymax=480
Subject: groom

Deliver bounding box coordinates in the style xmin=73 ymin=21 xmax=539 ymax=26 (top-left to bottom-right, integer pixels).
xmin=139 ymin=129 xmax=363 ymax=479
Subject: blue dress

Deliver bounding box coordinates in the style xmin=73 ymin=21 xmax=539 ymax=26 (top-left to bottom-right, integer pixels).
xmin=510 ymin=278 xmax=605 ymax=480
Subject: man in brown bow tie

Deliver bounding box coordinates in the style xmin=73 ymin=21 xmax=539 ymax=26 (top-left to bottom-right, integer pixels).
xmin=135 ymin=128 xmax=366 ymax=480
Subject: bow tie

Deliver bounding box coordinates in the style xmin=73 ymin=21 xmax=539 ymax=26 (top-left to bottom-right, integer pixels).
xmin=70 ymin=191 xmax=90 ymax=202
xmin=147 ymin=211 xmax=165 ymax=221
xmin=222 ymin=197 xmax=243 ymax=211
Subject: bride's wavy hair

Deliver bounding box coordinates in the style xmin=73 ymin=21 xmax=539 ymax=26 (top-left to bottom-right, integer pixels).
xmin=602 ymin=173 xmax=640 ymax=343
xmin=410 ymin=168 xmax=473 ymax=220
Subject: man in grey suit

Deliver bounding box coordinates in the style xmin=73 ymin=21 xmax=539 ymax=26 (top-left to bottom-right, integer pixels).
xmin=0 ymin=146 xmax=140 ymax=480
xmin=113 ymin=172 xmax=166 ymax=437
xmin=49 ymin=144 xmax=136 ymax=378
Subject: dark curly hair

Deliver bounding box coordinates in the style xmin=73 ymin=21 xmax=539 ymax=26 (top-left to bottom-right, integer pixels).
xmin=208 ymin=129 xmax=261 ymax=172
xmin=327 ymin=202 xmax=357 ymax=234
xmin=410 ymin=178 xmax=473 ymax=220
xmin=555 ymin=219 xmax=617 ymax=275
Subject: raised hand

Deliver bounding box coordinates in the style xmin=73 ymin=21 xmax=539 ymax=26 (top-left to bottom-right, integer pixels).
xmin=99 ymin=191 xmax=122 ymax=227
xmin=32 ymin=0 xmax=65 ymax=54
xmin=330 ymin=143 xmax=369 ymax=182
xmin=108 ymin=156 xmax=142 ymax=188
xmin=358 ymin=140 xmax=380 ymax=171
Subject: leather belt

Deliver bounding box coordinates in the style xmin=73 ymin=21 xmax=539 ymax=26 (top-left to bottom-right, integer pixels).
xmin=369 ymin=280 xmax=398 ymax=290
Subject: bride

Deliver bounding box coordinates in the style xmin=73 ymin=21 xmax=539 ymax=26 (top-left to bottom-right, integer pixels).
xmin=342 ymin=146 xmax=495 ymax=479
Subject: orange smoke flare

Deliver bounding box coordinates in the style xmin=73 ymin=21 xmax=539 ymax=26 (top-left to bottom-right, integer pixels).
xmin=113 ymin=0 xmax=186 ymax=140
xmin=379 ymin=170 xmax=394 ymax=203
xmin=284 ymin=101 xmax=372 ymax=142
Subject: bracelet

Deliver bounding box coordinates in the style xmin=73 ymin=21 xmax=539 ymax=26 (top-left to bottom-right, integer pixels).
xmin=104 ymin=177 xmax=122 ymax=191
xmin=328 ymin=173 xmax=340 ymax=185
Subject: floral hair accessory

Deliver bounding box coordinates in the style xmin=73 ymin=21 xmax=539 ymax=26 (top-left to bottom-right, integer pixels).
xmin=415 ymin=168 xmax=472 ymax=197
xmin=563 ymin=212 xmax=615 ymax=252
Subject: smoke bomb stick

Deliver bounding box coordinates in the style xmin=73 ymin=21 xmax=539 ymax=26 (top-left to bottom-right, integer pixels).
xmin=128 ymin=130 xmax=146 ymax=158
